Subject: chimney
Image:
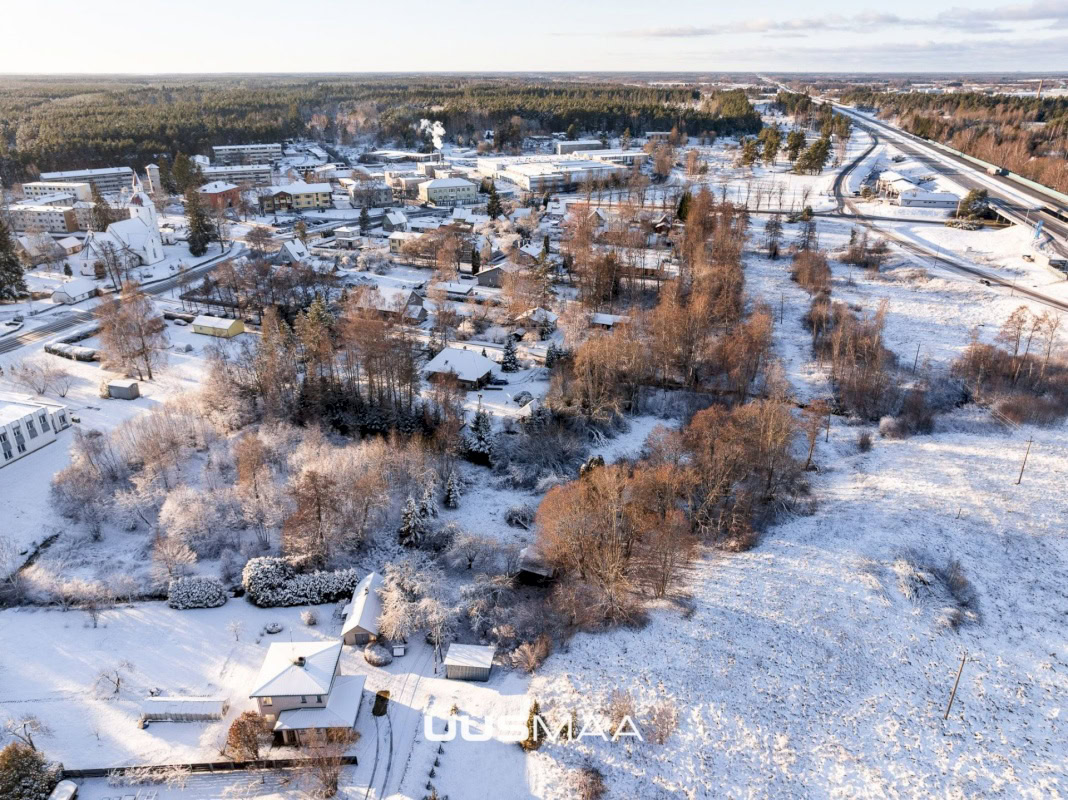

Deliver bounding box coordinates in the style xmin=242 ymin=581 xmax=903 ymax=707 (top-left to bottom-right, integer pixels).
xmin=294 ymin=656 xmax=306 ymax=668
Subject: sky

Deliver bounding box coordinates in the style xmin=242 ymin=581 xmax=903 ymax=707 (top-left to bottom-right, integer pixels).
xmin=3 ymin=0 xmax=1068 ymax=73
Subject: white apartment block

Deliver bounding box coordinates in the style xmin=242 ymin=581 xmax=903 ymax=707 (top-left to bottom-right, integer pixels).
xmin=0 ymin=396 xmax=72 ymax=469
xmin=39 ymin=167 xmax=135 ymax=195
xmin=212 ymin=143 xmax=283 ymax=165
xmin=201 ymin=164 xmax=273 ymax=186
xmin=418 ymin=177 xmax=477 ymax=206
xmin=22 ymin=181 xmax=93 ymax=202
xmin=496 ymin=159 xmax=627 ymax=193
xmin=6 ymin=204 xmax=79 ymax=233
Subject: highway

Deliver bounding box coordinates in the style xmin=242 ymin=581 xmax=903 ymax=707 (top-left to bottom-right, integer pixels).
xmin=830 ymin=128 xmax=1068 ymax=314
xmin=0 ymin=243 xmax=244 ymax=356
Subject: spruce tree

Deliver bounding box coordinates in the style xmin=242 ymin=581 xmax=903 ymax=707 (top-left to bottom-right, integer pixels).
xmin=185 ymin=189 xmax=214 ymax=257
xmin=0 ymin=220 xmax=27 ymax=301
xmin=501 ymin=337 xmax=520 ymax=372
xmin=486 ymin=181 xmax=503 ymax=220
xmin=520 ymin=699 xmax=543 ymax=751
xmin=90 ymin=186 xmax=113 ymax=232
xmin=359 ymin=206 xmax=370 ymax=233
xmin=465 ymin=408 xmax=493 ymax=465
xmin=545 ymin=342 xmax=560 ymax=369
xmin=398 ymin=495 xmax=424 ymax=547
xmin=444 ymin=472 xmax=461 ymax=509
xmin=419 ymin=481 xmax=438 ymax=519
xmin=676 ymin=191 xmax=692 ymax=221
xmin=470 ymin=245 xmax=481 ymax=275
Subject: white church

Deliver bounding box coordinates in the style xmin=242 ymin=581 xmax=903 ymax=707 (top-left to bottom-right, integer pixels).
xmin=75 ymin=179 xmax=166 ymax=278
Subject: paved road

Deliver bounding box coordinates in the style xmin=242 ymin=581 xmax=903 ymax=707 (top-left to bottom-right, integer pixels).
xmin=831 ymin=130 xmax=1068 ymax=314
xmin=831 ymin=105 xmax=1068 ymax=257
xmin=0 ymin=244 xmax=243 ymax=356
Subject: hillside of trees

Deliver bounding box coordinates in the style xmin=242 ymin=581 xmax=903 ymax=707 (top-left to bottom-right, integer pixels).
xmin=840 ymin=89 xmax=1068 ymax=193
xmin=0 ymin=76 xmax=762 ymax=183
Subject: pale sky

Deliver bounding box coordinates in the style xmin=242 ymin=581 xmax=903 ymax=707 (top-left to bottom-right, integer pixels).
xmin=4 ymin=0 xmax=1067 ymax=73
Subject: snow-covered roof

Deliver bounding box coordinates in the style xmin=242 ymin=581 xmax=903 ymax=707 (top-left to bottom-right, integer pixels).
xmin=267 ymin=180 xmax=332 ymax=196
xmin=356 ymin=286 xmax=417 ymax=311
xmin=273 ymin=675 xmax=365 ymax=732
xmin=516 ymin=307 xmax=558 ymax=325
xmin=107 ymin=217 xmax=156 ymax=251
xmin=48 ymin=781 xmax=78 ymax=800
xmin=898 ymin=188 xmax=959 ymax=201
xmin=878 ymin=170 xmax=913 ymax=184
xmin=424 ymin=347 xmax=496 ymax=383
xmin=198 ymin=181 xmax=239 ymax=193
xmin=591 ymin=312 xmax=629 ymax=327
xmin=421 ymin=177 xmax=475 ymax=189
xmin=433 ymin=281 xmax=474 ymax=295
xmin=192 ymin=314 xmax=239 ymax=329
xmin=51 ymin=278 xmax=97 ymax=297
xmin=282 ymin=239 xmax=310 ymax=261
xmin=341 ymin=572 xmax=384 ymax=638
xmin=385 ymin=210 xmax=408 ymax=225
xmin=481 ymin=260 xmax=522 ymax=275
xmin=443 ymin=643 xmax=495 ymax=669
xmin=249 ymin=641 xmax=341 ymax=698
xmin=57 ymin=236 xmax=82 ymax=249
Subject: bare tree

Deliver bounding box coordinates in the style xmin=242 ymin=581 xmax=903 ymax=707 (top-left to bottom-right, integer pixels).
xmin=299 ymin=729 xmax=358 ymax=797
xmin=3 ymin=714 xmax=53 ymax=751
xmin=97 ymin=282 xmax=169 ymax=380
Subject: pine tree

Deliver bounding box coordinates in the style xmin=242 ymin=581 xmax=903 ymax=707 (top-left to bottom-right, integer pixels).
xmin=90 ymin=186 xmax=113 ymax=232
xmin=0 ymin=220 xmax=27 ymax=301
xmin=501 ymin=337 xmax=519 ymax=372
xmin=520 ymin=699 xmax=543 ymax=751
xmin=185 ymin=189 xmax=214 ymax=257
xmin=359 ymin=206 xmax=370 ymax=233
xmin=486 ymin=181 xmax=503 ymax=220
xmin=621 ymin=127 xmax=632 ymax=150
xmin=676 ymin=191 xmax=692 ymax=221
xmin=465 ymin=408 xmax=493 ymax=464
xmin=444 ymin=472 xmax=461 ymax=509
xmin=540 ymin=234 xmax=550 ymax=263
xmin=786 ymin=130 xmax=806 ymax=162
xmin=566 ymin=123 xmax=578 ymax=140
xmin=397 ymin=495 xmax=425 ymax=547
xmin=545 ymin=342 xmax=561 ymax=369
xmin=470 ymin=245 xmax=481 ymax=275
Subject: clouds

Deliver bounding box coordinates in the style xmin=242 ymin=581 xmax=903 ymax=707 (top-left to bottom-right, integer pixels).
xmin=623 ymin=0 xmax=1068 ymax=38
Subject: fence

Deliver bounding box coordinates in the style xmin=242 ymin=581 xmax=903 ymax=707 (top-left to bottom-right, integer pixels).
xmin=62 ymin=756 xmax=358 ymax=780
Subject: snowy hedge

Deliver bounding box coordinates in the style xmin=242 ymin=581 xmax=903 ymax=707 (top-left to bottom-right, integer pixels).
xmin=167 ymin=576 xmax=228 ymax=610
xmin=242 ymin=557 xmax=360 ymax=608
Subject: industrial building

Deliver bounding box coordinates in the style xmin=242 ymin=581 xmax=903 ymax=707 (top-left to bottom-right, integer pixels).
xmin=39 ymin=166 xmax=135 ymax=195
xmin=556 ymin=139 xmax=605 ymax=155
xmin=212 ymin=143 xmax=283 ymax=165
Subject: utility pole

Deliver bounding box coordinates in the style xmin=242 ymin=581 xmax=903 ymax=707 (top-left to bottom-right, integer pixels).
xmin=913 ymin=343 xmax=921 ymax=373
xmin=1016 ymin=436 xmax=1034 ymax=485
xmin=944 ymin=651 xmax=967 ymax=721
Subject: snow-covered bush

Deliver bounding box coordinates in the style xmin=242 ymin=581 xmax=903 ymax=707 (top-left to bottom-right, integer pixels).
xmin=301 ymin=609 xmax=318 ymax=626
xmin=241 ymin=557 xmax=360 ymax=608
xmin=504 ymin=504 xmax=535 ymax=529
xmin=0 ymin=742 xmax=62 ymax=800
xmin=167 ymin=576 xmax=227 ymax=609
xmin=363 ymin=642 xmax=393 ymax=667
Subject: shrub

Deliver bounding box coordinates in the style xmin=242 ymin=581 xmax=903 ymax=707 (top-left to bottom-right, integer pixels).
xmin=857 ymin=431 xmax=873 ymax=452
xmin=301 ymin=609 xmax=318 ymax=626
xmin=167 ymin=576 xmax=227 ymax=609
xmin=647 ymin=699 xmax=678 ymax=745
xmin=604 ymin=688 xmax=637 ymax=732
xmin=510 ymin=634 xmax=552 ymax=673
xmin=241 ymin=557 xmax=360 ymax=608
xmin=225 ymin=712 xmax=269 ymax=761
xmin=364 ymin=642 xmax=393 ymax=667
xmin=504 ymin=504 xmax=535 ymax=529
xmin=0 ymin=742 xmax=61 ymax=800
xmin=574 ymin=765 xmax=606 ymax=800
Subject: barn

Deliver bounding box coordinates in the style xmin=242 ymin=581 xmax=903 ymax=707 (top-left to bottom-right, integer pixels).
xmin=443 ymin=644 xmax=495 ymax=681
xmin=192 ymin=315 xmax=245 ymax=338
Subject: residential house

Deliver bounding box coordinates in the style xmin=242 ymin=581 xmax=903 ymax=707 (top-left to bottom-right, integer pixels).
xmin=249 ymin=641 xmax=365 ymax=746
xmin=191 ymin=315 xmax=244 ymax=338
xmin=279 ymin=239 xmax=310 ymax=264
xmin=432 ymin=280 xmax=475 ymax=301
xmin=354 ymin=286 xmax=427 ymax=323
xmin=0 ymin=395 xmax=72 ymax=469
xmin=50 ymin=278 xmax=98 ymax=305
xmin=15 ymin=233 xmax=64 ymax=266
xmin=382 ymin=210 xmax=409 ymax=232
xmin=258 ymin=181 xmax=333 ymax=213
xmin=476 ymin=260 xmax=522 ymax=289
xmin=423 ymin=347 xmax=496 ymax=390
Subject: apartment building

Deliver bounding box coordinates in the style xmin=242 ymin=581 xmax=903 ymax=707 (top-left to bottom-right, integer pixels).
xmin=556 ymin=139 xmax=605 ymax=155
xmin=258 ymin=181 xmax=333 ymax=213
xmin=6 ymin=204 xmax=79 ymax=233
xmin=496 ymin=159 xmax=626 ymax=192
xmin=22 ymin=181 xmax=93 ymax=202
xmin=418 ymin=177 xmax=477 ymax=207
xmin=201 ymin=164 xmax=273 ymax=186
xmin=39 ymin=167 xmax=135 ymax=195
xmin=0 ymin=396 xmax=72 ymax=469
xmin=212 ymin=143 xmax=283 ymax=165
xmin=339 ymin=179 xmax=393 ymax=208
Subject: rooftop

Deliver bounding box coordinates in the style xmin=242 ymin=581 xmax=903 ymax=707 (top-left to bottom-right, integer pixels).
xmin=249 ymin=641 xmax=341 ymax=698
xmin=424 ymin=347 xmax=496 ymax=383
xmin=443 ymin=643 xmax=495 ymax=669
xmin=341 ymin=572 xmax=384 ymax=638
xmin=274 ymin=675 xmax=365 ymax=732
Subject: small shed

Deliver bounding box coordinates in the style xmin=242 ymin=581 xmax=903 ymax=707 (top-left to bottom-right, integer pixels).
xmin=140 ymin=696 xmax=229 ymax=722
xmin=443 ymin=643 xmax=495 ymax=681
xmin=107 ymin=379 xmax=140 ymax=400
xmin=341 ymin=571 xmax=384 ymax=646
xmin=50 ymin=278 xmax=97 ymax=305
xmin=191 ymin=315 xmax=245 ymax=338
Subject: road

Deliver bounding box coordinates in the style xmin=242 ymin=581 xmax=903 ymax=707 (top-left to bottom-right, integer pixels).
xmin=831 ymin=129 xmax=1068 ymax=314
xmin=829 ymin=104 xmax=1068 ymax=258
xmin=0 ymin=244 xmax=243 ymax=356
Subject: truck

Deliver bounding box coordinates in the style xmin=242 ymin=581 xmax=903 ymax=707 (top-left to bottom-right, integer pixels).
xmin=986 ymin=165 xmax=1008 ymax=176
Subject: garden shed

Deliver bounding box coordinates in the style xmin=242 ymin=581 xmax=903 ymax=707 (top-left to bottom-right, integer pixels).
xmin=140 ymin=696 xmax=229 ymax=721
xmin=443 ymin=644 xmax=495 ymax=681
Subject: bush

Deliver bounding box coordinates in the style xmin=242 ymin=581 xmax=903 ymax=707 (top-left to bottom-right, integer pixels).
xmin=0 ymin=743 xmax=62 ymax=800
xmin=857 ymin=431 xmax=873 ymax=452
xmin=363 ymin=642 xmax=393 ymax=667
xmin=510 ymin=634 xmax=552 ymax=673
xmin=574 ymin=765 xmax=606 ymax=800
xmin=167 ymin=576 xmax=227 ymax=609
xmin=242 ymin=557 xmax=360 ymax=608
xmin=301 ymin=609 xmax=318 ymax=626
xmin=504 ymin=504 xmax=535 ymax=529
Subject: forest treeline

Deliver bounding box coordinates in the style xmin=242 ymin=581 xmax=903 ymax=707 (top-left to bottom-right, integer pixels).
xmin=0 ymin=76 xmax=762 ymax=182
xmin=840 ymin=89 xmax=1068 ymax=193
